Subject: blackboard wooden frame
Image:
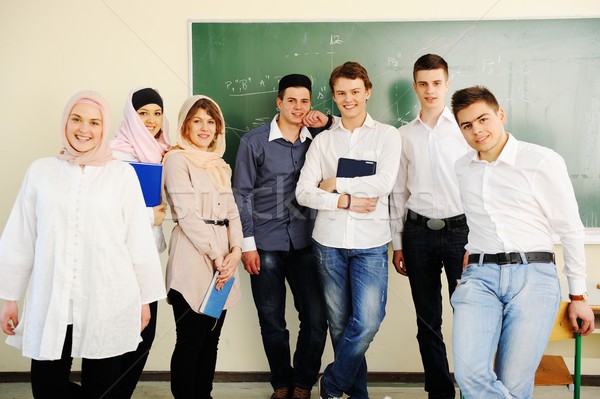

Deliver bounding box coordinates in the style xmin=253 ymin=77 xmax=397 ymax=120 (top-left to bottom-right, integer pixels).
xmin=188 ymin=19 xmax=600 ymax=240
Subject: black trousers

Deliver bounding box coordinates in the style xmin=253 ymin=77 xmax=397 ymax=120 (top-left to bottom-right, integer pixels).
xmin=30 ymin=325 xmax=121 ymax=399
xmin=114 ymin=301 xmax=158 ymax=398
xmin=168 ymin=289 xmax=227 ymax=399
xmin=403 ymin=217 xmax=468 ymax=399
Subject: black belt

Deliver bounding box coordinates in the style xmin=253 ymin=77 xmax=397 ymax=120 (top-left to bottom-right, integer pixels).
xmin=204 ymin=219 xmax=229 ymax=227
xmin=407 ymin=209 xmax=467 ymax=231
xmin=468 ymin=252 xmax=555 ymax=265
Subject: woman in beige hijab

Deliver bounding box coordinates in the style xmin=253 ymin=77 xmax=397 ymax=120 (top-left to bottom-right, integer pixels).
xmin=163 ymin=95 xmax=242 ymax=398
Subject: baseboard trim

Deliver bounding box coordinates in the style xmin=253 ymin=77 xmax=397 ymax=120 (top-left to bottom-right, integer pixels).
xmin=2 ymin=371 xmax=600 ymax=386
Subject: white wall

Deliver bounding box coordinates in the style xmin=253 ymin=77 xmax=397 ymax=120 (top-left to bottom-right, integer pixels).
xmin=1 ymin=0 xmax=599 ymax=375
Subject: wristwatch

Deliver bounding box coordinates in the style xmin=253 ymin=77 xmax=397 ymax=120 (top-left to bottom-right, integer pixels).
xmin=569 ymin=292 xmax=588 ymax=302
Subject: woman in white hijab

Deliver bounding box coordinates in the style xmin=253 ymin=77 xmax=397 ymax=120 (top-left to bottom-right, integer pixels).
xmin=0 ymin=90 xmax=166 ymax=399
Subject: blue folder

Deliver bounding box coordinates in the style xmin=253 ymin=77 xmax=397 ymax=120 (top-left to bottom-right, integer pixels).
xmin=198 ymin=272 xmax=235 ymax=318
xmin=336 ymin=157 xmax=377 ymax=178
xmin=127 ymin=162 xmax=162 ymax=207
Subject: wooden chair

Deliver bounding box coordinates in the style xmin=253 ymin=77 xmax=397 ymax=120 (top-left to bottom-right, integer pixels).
xmin=459 ymin=301 xmax=582 ymax=399
xmin=534 ymin=301 xmax=582 ymax=399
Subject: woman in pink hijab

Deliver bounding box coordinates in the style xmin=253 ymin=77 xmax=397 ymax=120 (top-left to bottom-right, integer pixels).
xmin=0 ymin=90 xmax=166 ymax=399
xmin=110 ymin=87 xmax=171 ymax=398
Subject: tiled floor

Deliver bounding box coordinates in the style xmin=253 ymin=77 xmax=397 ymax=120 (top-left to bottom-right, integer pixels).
xmin=1 ymin=381 xmax=598 ymax=398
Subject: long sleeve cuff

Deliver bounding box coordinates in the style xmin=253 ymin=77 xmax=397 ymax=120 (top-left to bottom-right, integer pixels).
xmin=567 ymin=277 xmax=587 ymax=296
xmin=242 ymin=236 xmax=257 ymax=252
xmin=392 ymin=235 xmax=402 ymax=251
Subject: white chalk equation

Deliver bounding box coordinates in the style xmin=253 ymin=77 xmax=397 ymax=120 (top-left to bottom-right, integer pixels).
xmin=282 ymin=34 xmax=342 ymax=58
xmin=224 ymin=75 xmax=282 ymax=97
xmin=224 ymin=74 xmax=331 ymax=98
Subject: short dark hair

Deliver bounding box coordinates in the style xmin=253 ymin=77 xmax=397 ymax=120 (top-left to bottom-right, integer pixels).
xmin=413 ymin=54 xmax=448 ymax=82
xmin=277 ymin=74 xmax=312 ymax=100
xmin=451 ymin=85 xmax=500 ymax=121
xmin=329 ymin=61 xmax=373 ymax=92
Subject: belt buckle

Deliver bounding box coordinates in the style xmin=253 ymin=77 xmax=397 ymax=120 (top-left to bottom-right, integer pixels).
xmin=496 ymin=252 xmax=511 ymax=265
xmin=426 ymin=218 xmax=446 ymax=230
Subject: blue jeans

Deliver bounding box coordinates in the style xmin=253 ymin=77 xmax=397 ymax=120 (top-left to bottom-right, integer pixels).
xmin=451 ymin=258 xmax=560 ymax=399
xmin=313 ymin=241 xmax=388 ymax=399
xmin=251 ymin=245 xmax=327 ymax=390
xmin=402 ymin=217 xmax=468 ymax=399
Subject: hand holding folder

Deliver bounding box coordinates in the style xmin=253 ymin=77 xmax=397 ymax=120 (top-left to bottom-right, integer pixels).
xmin=198 ymin=271 xmax=235 ymax=319
xmin=127 ymin=161 xmax=163 ymax=207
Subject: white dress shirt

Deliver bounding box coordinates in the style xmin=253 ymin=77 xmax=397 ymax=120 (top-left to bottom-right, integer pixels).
xmin=390 ymin=107 xmax=471 ymax=250
xmin=455 ymin=134 xmax=587 ymax=294
xmin=296 ymin=114 xmax=401 ymax=249
xmin=0 ymin=158 xmax=166 ymax=360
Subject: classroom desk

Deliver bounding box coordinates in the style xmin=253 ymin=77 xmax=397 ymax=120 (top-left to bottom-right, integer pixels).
xmin=586 ymin=281 xmax=600 ymax=332
xmin=561 ymin=280 xmax=600 ymax=332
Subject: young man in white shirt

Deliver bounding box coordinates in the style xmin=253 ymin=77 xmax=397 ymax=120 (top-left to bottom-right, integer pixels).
xmin=296 ymin=61 xmax=401 ymax=399
xmin=450 ymin=85 xmax=595 ymax=399
xmin=390 ymin=54 xmax=470 ymax=399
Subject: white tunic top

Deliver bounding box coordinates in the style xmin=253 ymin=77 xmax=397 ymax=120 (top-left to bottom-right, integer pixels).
xmin=0 ymin=158 xmax=166 ymax=360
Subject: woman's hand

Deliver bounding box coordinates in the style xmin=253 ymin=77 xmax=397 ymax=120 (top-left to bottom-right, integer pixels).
xmin=1 ymin=300 xmax=19 ymax=335
xmin=153 ymin=204 xmax=166 ymax=226
xmin=141 ymin=303 xmax=151 ymax=332
xmin=216 ymin=247 xmax=241 ymax=290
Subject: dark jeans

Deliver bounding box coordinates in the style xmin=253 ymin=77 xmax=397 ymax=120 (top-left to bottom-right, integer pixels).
xmin=30 ymin=325 xmax=121 ymax=399
xmin=168 ymin=289 xmax=226 ymax=399
xmin=250 ymin=245 xmax=327 ymax=390
xmin=402 ymin=216 xmax=468 ymax=399
xmin=114 ymin=301 xmax=158 ymax=398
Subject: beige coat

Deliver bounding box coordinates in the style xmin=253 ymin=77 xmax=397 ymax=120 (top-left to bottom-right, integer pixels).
xmin=164 ymin=152 xmax=242 ymax=312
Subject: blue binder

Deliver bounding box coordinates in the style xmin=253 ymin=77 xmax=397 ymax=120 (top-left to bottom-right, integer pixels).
xmin=336 ymin=157 xmax=377 ymax=178
xmin=198 ymin=272 xmax=235 ymax=318
xmin=127 ymin=162 xmax=162 ymax=207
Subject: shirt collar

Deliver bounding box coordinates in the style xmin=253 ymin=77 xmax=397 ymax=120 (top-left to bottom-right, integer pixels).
xmin=414 ymin=106 xmax=455 ymax=129
xmin=469 ymin=133 xmax=517 ymax=165
xmin=495 ymin=133 xmax=518 ymax=166
xmin=268 ymin=115 xmax=313 ymax=143
xmin=331 ymin=113 xmax=375 ymax=131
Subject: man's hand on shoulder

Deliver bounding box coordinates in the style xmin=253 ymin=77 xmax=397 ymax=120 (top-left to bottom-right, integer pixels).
xmin=241 ymin=250 xmax=261 ymax=275
xmin=302 ymin=110 xmax=329 ymax=128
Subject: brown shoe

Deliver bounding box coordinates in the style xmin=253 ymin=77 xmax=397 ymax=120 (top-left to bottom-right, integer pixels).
xmin=290 ymin=386 xmax=311 ymax=399
xmin=270 ymin=387 xmax=290 ymax=399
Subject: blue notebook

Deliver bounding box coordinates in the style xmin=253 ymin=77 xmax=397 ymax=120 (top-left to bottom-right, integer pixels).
xmin=336 ymin=157 xmax=377 ymax=178
xmin=198 ymin=272 xmax=235 ymax=318
xmin=127 ymin=162 xmax=162 ymax=207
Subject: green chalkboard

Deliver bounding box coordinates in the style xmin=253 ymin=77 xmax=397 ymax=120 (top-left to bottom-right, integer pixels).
xmin=190 ymin=20 xmax=600 ymax=227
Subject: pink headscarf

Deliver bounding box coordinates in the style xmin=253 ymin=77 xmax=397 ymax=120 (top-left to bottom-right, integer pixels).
xmin=110 ymin=87 xmax=171 ymax=164
xmin=57 ymin=90 xmax=114 ymax=167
